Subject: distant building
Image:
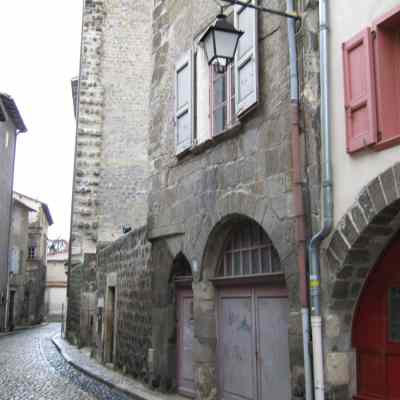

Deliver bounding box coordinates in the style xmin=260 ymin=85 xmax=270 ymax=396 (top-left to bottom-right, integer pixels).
xmin=8 ymin=192 xmax=53 ymax=327
xmin=45 ymin=239 xmax=68 ymax=322
xmin=0 ymin=93 xmax=26 ymax=332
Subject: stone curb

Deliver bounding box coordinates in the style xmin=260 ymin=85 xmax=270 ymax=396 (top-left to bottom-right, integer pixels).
xmin=51 ymin=334 xmax=145 ymax=400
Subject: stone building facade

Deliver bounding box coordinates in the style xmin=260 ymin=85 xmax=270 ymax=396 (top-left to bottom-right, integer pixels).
xmin=320 ymin=2 xmax=400 ymax=399
xmin=67 ymin=1 xmax=322 ymax=399
xmin=66 ymin=0 xmax=153 ymax=344
xmin=8 ymin=192 xmax=53 ymax=327
xmin=0 ymin=93 xmax=26 ymax=332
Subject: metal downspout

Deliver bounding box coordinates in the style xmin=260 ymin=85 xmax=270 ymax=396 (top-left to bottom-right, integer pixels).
xmin=308 ymin=0 xmax=332 ymax=399
xmin=287 ymin=1 xmax=313 ymax=400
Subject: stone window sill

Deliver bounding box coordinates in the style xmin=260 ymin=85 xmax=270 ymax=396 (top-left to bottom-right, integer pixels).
xmin=176 ymin=122 xmax=242 ymax=162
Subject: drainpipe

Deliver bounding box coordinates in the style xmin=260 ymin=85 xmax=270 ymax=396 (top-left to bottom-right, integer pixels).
xmin=287 ymin=1 xmax=313 ymax=400
xmin=308 ymin=0 xmax=332 ymax=399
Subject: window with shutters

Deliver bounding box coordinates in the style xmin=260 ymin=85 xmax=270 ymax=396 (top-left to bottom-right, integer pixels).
xmin=342 ymin=5 xmax=400 ymax=153
xmin=175 ymin=1 xmax=259 ymax=152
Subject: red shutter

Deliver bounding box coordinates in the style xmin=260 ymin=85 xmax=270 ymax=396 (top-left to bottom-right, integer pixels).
xmin=342 ymin=28 xmax=377 ymax=153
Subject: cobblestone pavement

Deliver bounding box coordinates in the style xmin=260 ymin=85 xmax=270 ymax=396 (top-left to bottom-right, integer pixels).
xmin=0 ymin=323 xmax=134 ymax=400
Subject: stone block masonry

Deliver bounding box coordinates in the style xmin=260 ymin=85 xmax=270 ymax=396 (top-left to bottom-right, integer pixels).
xmin=97 ymin=227 xmax=152 ymax=382
xmin=70 ymin=0 xmax=106 ymax=263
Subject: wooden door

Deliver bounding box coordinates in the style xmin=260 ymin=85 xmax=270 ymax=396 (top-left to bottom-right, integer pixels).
xmin=218 ymin=287 xmax=256 ymax=400
xmin=354 ymin=237 xmax=400 ymax=400
xmin=218 ymin=286 xmax=290 ymax=400
xmin=177 ymin=288 xmax=195 ymax=397
xmin=255 ymin=288 xmax=290 ymax=400
xmin=8 ymin=291 xmax=15 ymax=330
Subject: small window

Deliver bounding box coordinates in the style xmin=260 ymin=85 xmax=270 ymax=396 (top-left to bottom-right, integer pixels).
xmin=28 ymin=246 xmax=36 ymax=260
xmin=217 ymin=221 xmax=281 ymax=277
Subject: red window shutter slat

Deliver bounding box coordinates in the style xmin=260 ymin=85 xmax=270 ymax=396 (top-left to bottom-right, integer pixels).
xmin=342 ymin=28 xmax=377 ymax=153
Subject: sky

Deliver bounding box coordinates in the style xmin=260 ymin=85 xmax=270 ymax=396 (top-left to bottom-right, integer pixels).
xmin=0 ymin=1 xmax=83 ymax=240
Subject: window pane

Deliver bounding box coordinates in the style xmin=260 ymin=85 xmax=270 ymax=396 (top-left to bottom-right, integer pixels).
xmin=243 ymin=250 xmax=250 ymax=275
xmin=234 ymin=252 xmax=241 ymax=275
xmin=213 ymin=73 xmax=226 ymax=106
xmin=214 ymin=107 xmax=226 ymax=134
xmin=271 ymin=248 xmax=281 ymax=272
xmin=390 ymin=288 xmax=400 ymax=342
xmin=261 ymin=247 xmax=270 ymax=273
xmin=251 ymin=249 xmax=260 ymax=274
xmin=225 ymin=254 xmax=232 ymax=276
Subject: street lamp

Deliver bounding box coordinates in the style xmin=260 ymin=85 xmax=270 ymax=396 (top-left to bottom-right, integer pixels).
xmin=199 ymin=12 xmax=243 ymax=72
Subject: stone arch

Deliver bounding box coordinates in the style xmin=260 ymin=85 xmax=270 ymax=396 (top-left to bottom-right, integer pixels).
xmin=201 ymin=213 xmax=283 ymax=280
xmin=185 ymin=191 xmax=296 ymax=282
xmin=192 ymin=213 xmax=303 ymax=399
xmin=150 ymin=239 xmax=193 ymax=392
xmin=324 ymin=164 xmax=400 ymax=397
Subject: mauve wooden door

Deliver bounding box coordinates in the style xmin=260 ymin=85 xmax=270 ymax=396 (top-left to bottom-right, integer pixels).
xmin=218 ymin=288 xmax=256 ymax=400
xmin=218 ymin=286 xmax=290 ymax=400
xmin=255 ymin=288 xmax=290 ymax=400
xmin=177 ymin=288 xmax=195 ymax=397
xmin=353 ymin=237 xmax=400 ymax=400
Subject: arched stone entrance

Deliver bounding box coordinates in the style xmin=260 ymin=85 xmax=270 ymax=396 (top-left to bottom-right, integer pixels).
xmin=352 ymin=235 xmax=400 ymax=400
xmin=324 ymin=164 xmax=400 ymax=398
xmin=193 ymin=215 xmax=293 ymax=400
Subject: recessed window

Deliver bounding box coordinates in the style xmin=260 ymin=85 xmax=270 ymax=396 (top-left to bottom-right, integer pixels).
xmin=217 ymin=222 xmax=281 ymax=277
xmin=28 ymin=246 xmax=36 ymax=260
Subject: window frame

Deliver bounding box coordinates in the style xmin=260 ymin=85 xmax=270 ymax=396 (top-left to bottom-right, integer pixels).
xmin=209 ymin=63 xmax=236 ymax=137
xmin=28 ymin=246 xmax=36 ymax=260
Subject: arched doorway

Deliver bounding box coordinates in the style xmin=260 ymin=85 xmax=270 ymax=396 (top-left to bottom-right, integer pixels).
xmin=212 ymin=220 xmax=291 ymax=400
xmin=353 ymin=235 xmax=400 ymax=400
xmin=170 ymin=253 xmax=194 ymax=397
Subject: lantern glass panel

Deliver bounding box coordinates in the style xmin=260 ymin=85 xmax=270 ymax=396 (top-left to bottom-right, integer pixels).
xmin=204 ymin=32 xmax=216 ymax=63
xmin=214 ymin=30 xmax=239 ymax=60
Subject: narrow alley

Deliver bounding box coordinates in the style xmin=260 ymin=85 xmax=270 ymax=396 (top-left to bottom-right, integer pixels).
xmin=0 ymin=324 xmax=134 ymax=400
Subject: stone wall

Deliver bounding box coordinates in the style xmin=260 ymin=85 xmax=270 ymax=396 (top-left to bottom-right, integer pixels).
xmin=97 ymin=227 xmax=152 ymax=382
xmin=70 ymin=0 xmax=106 ymax=263
xmin=8 ymin=201 xmax=30 ymax=327
xmin=66 ymin=263 xmax=82 ymax=344
xmin=68 ymin=0 xmax=153 ymax=347
xmin=97 ymin=0 xmax=153 ymax=244
xmin=70 ymin=0 xmax=153 ymax=258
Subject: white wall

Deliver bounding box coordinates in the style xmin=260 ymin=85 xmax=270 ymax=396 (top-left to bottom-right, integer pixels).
xmin=45 ymin=287 xmax=66 ymax=317
xmin=330 ymin=0 xmax=400 ymax=224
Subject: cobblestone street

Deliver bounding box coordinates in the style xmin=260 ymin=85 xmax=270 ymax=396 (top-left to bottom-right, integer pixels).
xmin=0 ymin=323 xmax=134 ymax=400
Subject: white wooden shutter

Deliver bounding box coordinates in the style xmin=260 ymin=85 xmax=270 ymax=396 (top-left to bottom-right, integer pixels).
xmin=234 ymin=0 xmax=259 ymax=115
xmin=175 ymin=51 xmax=193 ymax=154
